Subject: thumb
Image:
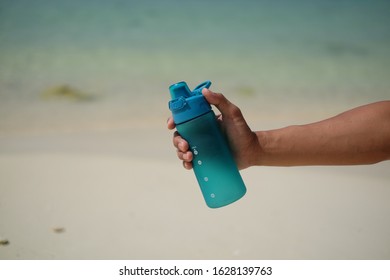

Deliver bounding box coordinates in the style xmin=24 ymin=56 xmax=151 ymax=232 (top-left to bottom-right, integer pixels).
xmin=201 ymin=88 xmax=233 ymax=115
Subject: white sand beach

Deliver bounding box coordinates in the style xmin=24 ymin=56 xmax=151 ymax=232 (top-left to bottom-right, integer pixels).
xmin=1 ymin=0 xmax=389 ymax=260
xmin=0 ymin=112 xmax=389 ymax=260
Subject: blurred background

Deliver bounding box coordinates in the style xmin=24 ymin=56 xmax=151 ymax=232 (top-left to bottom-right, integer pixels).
xmin=0 ymin=0 xmax=389 ymax=259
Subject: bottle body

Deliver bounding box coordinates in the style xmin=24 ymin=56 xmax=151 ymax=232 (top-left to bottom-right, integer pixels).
xmin=176 ymin=111 xmax=246 ymax=208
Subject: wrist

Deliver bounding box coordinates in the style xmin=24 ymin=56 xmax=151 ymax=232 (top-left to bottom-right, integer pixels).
xmin=254 ymin=128 xmax=295 ymax=166
xmin=253 ymin=130 xmax=269 ymax=166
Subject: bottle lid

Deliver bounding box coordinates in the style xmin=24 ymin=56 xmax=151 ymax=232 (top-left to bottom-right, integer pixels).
xmin=168 ymin=80 xmax=212 ymax=124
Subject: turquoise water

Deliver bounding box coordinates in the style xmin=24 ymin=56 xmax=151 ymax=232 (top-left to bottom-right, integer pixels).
xmin=0 ymin=0 xmax=389 ymax=121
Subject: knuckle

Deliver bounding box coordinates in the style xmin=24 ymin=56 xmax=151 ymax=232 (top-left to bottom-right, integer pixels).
xmin=172 ymin=132 xmax=181 ymax=146
xmin=229 ymin=104 xmax=242 ymax=118
xmin=186 ymin=151 xmax=193 ymax=161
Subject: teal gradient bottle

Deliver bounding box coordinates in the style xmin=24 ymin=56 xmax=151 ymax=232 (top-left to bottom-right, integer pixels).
xmin=168 ymin=81 xmax=246 ymax=208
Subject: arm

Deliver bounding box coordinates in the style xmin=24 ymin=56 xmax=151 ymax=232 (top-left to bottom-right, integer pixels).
xmin=257 ymin=101 xmax=390 ymax=166
xmin=168 ymin=89 xmax=390 ymax=168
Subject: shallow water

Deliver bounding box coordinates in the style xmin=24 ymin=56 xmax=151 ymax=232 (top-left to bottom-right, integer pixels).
xmin=0 ymin=0 xmax=389 ymax=130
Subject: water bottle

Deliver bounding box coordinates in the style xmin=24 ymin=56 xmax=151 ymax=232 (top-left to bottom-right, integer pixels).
xmin=168 ymin=80 xmax=246 ymax=208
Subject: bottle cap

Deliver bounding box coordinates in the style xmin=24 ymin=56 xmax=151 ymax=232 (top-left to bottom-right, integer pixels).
xmin=168 ymin=80 xmax=212 ymax=124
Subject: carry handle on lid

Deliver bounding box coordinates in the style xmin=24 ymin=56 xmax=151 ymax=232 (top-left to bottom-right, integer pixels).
xmin=169 ymin=80 xmax=212 ymax=100
xmin=192 ymin=80 xmax=212 ymax=95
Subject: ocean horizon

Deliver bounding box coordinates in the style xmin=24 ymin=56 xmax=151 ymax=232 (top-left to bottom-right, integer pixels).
xmin=1 ymin=0 xmax=389 ymax=131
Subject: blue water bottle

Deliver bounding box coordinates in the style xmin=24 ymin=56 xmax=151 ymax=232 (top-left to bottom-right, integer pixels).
xmin=168 ymin=80 xmax=246 ymax=208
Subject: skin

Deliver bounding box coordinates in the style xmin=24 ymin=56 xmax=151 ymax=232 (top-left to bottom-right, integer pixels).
xmin=168 ymin=88 xmax=390 ymax=170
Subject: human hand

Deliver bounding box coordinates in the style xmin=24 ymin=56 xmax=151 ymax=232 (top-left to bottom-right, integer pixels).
xmin=167 ymin=88 xmax=260 ymax=170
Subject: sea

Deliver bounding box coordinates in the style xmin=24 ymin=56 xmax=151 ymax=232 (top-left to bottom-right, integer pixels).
xmin=0 ymin=0 xmax=389 ymax=132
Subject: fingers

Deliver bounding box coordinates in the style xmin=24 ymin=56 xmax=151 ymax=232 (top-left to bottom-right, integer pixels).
xmin=175 ymin=136 xmax=192 ymax=161
xmin=177 ymin=149 xmax=193 ymax=162
xmin=202 ymin=88 xmax=232 ymax=115
xmin=183 ymin=161 xmax=193 ymax=170
xmin=202 ymin=88 xmax=243 ymax=121
xmin=167 ymin=116 xmax=176 ymax=130
xmin=172 ymin=131 xmax=193 ymax=169
xmin=173 ymin=131 xmax=188 ymax=151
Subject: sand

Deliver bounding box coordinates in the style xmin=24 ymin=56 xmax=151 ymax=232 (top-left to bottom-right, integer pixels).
xmin=0 ymin=115 xmax=389 ymax=260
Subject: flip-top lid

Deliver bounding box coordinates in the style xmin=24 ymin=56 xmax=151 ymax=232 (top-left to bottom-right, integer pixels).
xmin=168 ymin=81 xmax=212 ymax=124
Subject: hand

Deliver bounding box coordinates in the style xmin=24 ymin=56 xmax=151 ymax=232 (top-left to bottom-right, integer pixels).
xmin=167 ymin=88 xmax=260 ymax=170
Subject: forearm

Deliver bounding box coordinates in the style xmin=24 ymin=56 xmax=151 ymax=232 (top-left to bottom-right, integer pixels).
xmin=255 ymin=101 xmax=390 ymax=166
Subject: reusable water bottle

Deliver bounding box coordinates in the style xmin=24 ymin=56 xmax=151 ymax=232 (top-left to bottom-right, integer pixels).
xmin=168 ymin=80 xmax=246 ymax=208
